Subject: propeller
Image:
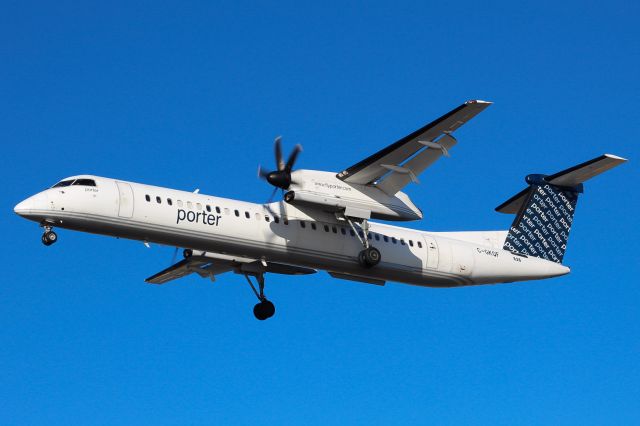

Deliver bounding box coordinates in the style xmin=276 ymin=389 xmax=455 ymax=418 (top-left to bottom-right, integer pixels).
xmin=258 ymin=136 xmax=302 ymax=190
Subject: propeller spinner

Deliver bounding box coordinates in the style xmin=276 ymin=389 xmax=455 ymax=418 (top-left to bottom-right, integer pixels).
xmin=258 ymin=136 xmax=302 ymax=190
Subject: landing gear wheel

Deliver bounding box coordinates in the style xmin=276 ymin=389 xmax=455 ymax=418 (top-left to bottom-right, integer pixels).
xmin=42 ymin=230 xmax=57 ymax=246
xmin=245 ymin=273 xmax=276 ymax=320
xmin=358 ymin=247 xmax=381 ymax=268
xmin=253 ymin=300 xmax=276 ymax=320
xmin=364 ymin=247 xmax=381 ymax=266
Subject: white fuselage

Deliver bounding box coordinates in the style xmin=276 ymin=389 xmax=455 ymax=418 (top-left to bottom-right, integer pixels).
xmin=14 ymin=175 xmax=570 ymax=287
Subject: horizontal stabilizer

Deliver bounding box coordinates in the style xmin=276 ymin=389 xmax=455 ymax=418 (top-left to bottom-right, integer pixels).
xmin=498 ymin=153 xmax=627 ymax=263
xmin=546 ymin=154 xmax=627 ymax=187
xmin=496 ymin=154 xmax=627 ymax=214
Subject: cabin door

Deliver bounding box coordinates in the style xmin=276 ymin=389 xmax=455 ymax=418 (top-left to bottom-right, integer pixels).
xmin=422 ymin=235 xmax=439 ymax=269
xmin=115 ymin=181 xmax=134 ymax=218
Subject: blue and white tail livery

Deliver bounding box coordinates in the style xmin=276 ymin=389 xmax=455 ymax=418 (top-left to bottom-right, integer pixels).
xmin=497 ymin=154 xmax=627 ymax=263
xmin=13 ymin=100 xmax=628 ymax=320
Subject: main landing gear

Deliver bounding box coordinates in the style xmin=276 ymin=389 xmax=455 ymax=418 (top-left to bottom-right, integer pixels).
xmin=41 ymin=225 xmax=58 ymax=246
xmin=345 ymin=217 xmax=381 ymax=268
xmin=359 ymin=246 xmax=381 ymax=268
xmin=244 ymin=273 xmax=275 ymax=321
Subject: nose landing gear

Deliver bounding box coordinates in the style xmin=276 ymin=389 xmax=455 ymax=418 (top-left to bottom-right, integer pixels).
xmin=41 ymin=226 xmax=57 ymax=246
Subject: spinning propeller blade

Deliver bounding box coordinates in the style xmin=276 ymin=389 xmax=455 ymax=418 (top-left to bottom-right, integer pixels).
xmin=258 ymin=136 xmax=303 ymax=191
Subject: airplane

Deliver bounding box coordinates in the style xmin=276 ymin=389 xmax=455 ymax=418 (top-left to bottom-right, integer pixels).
xmin=13 ymin=100 xmax=627 ymax=320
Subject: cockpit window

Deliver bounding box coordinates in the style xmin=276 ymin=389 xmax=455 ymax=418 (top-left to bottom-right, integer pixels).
xmin=52 ymin=178 xmax=96 ymax=188
xmin=52 ymin=180 xmax=74 ymax=188
xmin=72 ymin=179 xmax=96 ymax=186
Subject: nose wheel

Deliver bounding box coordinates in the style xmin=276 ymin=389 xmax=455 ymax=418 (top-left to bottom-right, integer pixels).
xmin=244 ymin=273 xmax=276 ymax=320
xmin=41 ymin=226 xmax=58 ymax=246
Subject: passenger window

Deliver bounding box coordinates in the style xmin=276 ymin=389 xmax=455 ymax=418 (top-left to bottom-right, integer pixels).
xmin=156 ymin=196 xmax=161 ymax=204
xmin=400 ymin=239 xmax=405 ymax=245
xmin=216 ymin=206 xmax=221 ymax=214
xmin=284 ymin=218 xmax=289 ymax=225
xmin=383 ymin=236 xmax=389 ymax=243
xmin=145 ymin=194 xmax=150 ymax=202
xmin=265 ymin=215 xmax=270 ymax=222
xmin=350 ymin=229 xmax=355 ymax=237
xmin=72 ymin=179 xmax=96 ymax=186
xmin=340 ymin=227 xmax=346 ymax=235
xmin=311 ymin=223 xmax=317 ymax=230
xmin=206 ymin=205 xmax=211 ymax=212
xmin=392 ymin=237 xmax=397 ymax=244
xmin=274 ymin=216 xmax=280 ymax=224
xmin=187 ymin=201 xmax=193 ymax=209
xmin=167 ymin=198 xmax=172 ymax=206
xmin=375 ymin=234 xmax=380 ymax=241
xmin=177 ymin=200 xmax=183 ymax=207
xmin=418 ymin=241 xmax=423 ymax=248
xmin=300 ymin=221 xmax=306 ymax=228
xmin=234 ymin=209 xmax=240 ymax=217
xmin=367 ymin=232 xmax=372 ymax=240
xmin=409 ymin=240 xmax=414 ymax=247
xmin=324 ymin=225 xmax=330 ymax=232
xmin=245 ymin=211 xmax=250 ymax=219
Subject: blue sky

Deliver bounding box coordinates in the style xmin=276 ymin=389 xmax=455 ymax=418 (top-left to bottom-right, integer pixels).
xmin=2 ymin=1 xmax=639 ymax=424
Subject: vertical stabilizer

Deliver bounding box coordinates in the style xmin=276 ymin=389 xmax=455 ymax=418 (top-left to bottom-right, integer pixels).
xmin=502 ymin=177 xmax=579 ymax=263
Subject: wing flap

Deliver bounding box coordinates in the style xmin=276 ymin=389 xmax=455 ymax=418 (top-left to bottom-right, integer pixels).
xmin=145 ymin=256 xmax=234 ymax=285
xmin=376 ymin=133 xmax=457 ymax=195
xmin=145 ymin=252 xmax=316 ymax=285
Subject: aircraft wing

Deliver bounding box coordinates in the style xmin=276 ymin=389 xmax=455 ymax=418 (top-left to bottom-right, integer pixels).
xmin=145 ymin=252 xmax=316 ymax=285
xmin=336 ymin=100 xmax=491 ymax=195
xmin=145 ymin=255 xmax=235 ymax=284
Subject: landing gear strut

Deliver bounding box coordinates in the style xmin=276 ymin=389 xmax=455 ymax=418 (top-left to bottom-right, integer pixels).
xmin=41 ymin=225 xmax=57 ymax=246
xmin=245 ymin=273 xmax=275 ymax=320
xmin=345 ymin=217 xmax=381 ymax=268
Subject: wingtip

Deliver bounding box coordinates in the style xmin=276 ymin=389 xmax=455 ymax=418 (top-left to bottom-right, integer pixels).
xmin=603 ymin=153 xmax=628 ymax=162
xmin=466 ymin=99 xmax=493 ymax=105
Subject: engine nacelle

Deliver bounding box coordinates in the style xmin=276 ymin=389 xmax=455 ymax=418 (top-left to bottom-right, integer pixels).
xmin=283 ymin=176 xmax=422 ymax=221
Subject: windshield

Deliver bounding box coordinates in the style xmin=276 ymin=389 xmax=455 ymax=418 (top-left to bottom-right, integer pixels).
xmin=51 ymin=178 xmax=96 ymax=188
xmin=52 ymin=180 xmax=74 ymax=188
xmin=73 ymin=179 xmax=96 ymax=186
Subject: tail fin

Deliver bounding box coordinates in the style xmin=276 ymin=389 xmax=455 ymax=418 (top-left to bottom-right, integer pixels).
xmin=496 ymin=154 xmax=627 ymax=263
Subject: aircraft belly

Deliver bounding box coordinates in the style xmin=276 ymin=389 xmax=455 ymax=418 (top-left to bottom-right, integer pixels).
xmin=55 ymin=210 xmax=470 ymax=288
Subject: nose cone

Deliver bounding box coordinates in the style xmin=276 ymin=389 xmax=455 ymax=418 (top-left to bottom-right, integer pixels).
xmin=14 ymin=197 xmax=34 ymax=216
